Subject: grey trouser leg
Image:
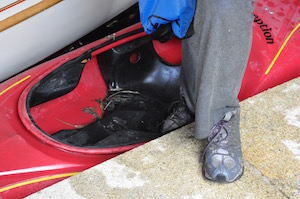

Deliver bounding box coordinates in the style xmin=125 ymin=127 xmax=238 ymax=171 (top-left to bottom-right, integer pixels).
xmin=181 ymin=0 xmax=254 ymax=139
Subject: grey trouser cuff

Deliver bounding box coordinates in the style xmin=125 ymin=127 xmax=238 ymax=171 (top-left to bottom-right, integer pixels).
xmin=181 ymin=0 xmax=255 ymax=139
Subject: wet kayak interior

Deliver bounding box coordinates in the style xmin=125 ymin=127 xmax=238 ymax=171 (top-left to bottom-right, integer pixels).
xmin=26 ymin=36 xmax=182 ymax=148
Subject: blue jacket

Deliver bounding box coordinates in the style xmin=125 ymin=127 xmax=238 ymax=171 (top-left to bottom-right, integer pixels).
xmin=139 ymin=0 xmax=196 ymax=39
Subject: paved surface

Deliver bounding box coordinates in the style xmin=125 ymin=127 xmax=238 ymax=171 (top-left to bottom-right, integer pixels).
xmin=28 ymin=77 xmax=300 ymax=199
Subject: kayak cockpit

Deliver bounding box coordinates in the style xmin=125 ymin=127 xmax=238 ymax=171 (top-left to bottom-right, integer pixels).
xmin=23 ymin=35 xmax=182 ymax=149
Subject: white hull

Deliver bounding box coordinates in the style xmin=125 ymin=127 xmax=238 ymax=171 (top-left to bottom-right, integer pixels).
xmin=0 ymin=0 xmax=137 ymax=81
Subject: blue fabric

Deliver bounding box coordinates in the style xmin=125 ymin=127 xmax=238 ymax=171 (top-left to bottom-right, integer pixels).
xmin=139 ymin=0 xmax=196 ymax=39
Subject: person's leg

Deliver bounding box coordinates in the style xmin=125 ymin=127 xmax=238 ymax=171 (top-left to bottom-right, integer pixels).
xmin=181 ymin=0 xmax=254 ymax=182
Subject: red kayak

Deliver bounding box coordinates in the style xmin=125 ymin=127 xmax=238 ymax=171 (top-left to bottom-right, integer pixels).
xmin=0 ymin=1 xmax=299 ymax=198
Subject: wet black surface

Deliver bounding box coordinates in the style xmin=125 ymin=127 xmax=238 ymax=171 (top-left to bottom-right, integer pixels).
xmin=53 ymin=92 xmax=169 ymax=147
xmin=47 ymin=36 xmax=181 ymax=147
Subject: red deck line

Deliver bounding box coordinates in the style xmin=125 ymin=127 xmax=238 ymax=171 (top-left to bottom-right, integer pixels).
xmin=0 ymin=0 xmax=26 ymax=13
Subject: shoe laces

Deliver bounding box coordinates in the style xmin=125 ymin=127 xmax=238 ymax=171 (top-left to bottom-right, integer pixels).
xmin=200 ymin=110 xmax=237 ymax=163
xmin=200 ymin=120 xmax=228 ymax=162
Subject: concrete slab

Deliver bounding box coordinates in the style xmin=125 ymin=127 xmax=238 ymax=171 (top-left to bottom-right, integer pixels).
xmin=241 ymin=77 xmax=300 ymax=198
xmin=27 ymin=77 xmax=300 ymax=199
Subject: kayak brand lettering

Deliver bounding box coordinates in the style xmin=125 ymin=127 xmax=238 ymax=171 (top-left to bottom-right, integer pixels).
xmin=254 ymin=14 xmax=274 ymax=44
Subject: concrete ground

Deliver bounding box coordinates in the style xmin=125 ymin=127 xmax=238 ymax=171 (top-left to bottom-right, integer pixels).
xmin=28 ymin=77 xmax=300 ymax=199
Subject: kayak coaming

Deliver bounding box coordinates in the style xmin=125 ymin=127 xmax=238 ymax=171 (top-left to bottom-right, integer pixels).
xmin=20 ymin=25 xmax=147 ymax=154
